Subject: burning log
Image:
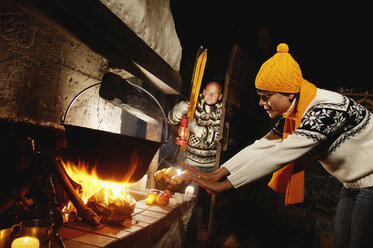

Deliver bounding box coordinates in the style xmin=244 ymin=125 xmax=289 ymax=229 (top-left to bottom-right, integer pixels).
xmin=53 ymin=158 xmax=100 ymax=226
xmin=86 ymin=200 xmax=134 ymax=225
xmin=57 ymin=159 xmax=137 ymax=226
xmin=85 ymin=186 xmax=135 ymax=225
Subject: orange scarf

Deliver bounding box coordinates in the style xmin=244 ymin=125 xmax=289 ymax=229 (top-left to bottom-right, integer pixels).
xmin=267 ymin=80 xmax=317 ymax=205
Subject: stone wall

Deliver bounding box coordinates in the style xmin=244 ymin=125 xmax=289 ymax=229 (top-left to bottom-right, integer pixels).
xmin=0 ymin=0 xmax=181 ymax=140
xmin=101 ymin=0 xmax=181 ymax=71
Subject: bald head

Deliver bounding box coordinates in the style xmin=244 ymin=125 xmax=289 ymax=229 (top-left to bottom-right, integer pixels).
xmin=203 ymin=81 xmax=222 ymax=105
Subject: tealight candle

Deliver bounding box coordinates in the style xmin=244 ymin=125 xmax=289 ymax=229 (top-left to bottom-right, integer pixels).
xmin=184 ymin=186 xmax=194 ymax=198
xmin=174 ymin=192 xmax=183 ymax=204
xmin=168 ymin=197 xmax=177 ymax=206
xmin=11 ymin=236 xmax=40 ymax=248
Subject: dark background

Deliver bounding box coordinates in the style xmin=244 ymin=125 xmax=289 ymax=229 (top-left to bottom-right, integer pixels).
xmin=170 ymin=2 xmax=372 ymax=93
xmin=169 ymin=3 xmax=371 ymax=245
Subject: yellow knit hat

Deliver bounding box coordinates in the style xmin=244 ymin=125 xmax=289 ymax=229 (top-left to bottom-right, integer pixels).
xmin=255 ymin=43 xmax=303 ymax=93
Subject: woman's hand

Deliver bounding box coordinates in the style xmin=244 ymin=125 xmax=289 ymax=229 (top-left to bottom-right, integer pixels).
xmin=180 ymin=162 xmax=229 ymax=182
xmin=180 ymin=162 xmax=232 ymax=194
xmin=182 ymin=174 xmax=233 ymax=194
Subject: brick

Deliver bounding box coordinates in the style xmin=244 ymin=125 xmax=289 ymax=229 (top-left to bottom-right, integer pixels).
xmin=148 ymin=204 xmax=174 ymax=213
xmin=132 ymin=214 xmax=158 ymax=224
xmin=59 ymin=226 xmax=86 ymax=240
xmin=62 ymin=239 xmax=99 ymax=248
xmin=94 ymin=225 xmax=131 ymax=239
xmin=141 ymin=210 xmax=166 ymax=219
xmin=72 ymin=232 xmax=117 ymax=247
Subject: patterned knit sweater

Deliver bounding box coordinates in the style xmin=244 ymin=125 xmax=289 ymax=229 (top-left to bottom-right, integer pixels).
xmin=223 ymin=88 xmax=373 ymax=189
xmin=168 ymin=94 xmax=222 ymax=167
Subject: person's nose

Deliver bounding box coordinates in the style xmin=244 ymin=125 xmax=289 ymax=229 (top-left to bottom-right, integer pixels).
xmin=259 ymin=96 xmax=266 ymax=106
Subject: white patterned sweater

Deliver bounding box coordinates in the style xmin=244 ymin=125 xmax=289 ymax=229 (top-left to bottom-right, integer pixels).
xmin=168 ymin=95 xmax=222 ymax=167
xmin=222 ymin=88 xmax=373 ymax=189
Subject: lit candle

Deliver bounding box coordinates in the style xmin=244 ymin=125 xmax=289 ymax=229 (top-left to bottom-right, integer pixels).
xmin=145 ymin=196 xmax=154 ymax=205
xmin=174 ymin=192 xmax=183 ymax=204
xmin=168 ymin=197 xmax=177 ymax=206
xmin=184 ymin=186 xmax=194 ymax=198
xmin=11 ymin=236 xmax=40 ymax=248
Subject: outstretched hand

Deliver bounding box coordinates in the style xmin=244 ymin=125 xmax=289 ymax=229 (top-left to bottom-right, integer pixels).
xmin=182 ymin=174 xmax=216 ymax=194
xmin=181 ymin=174 xmax=233 ymax=194
xmin=180 ymin=162 xmax=233 ymax=194
xmin=180 ymin=162 xmax=218 ymax=181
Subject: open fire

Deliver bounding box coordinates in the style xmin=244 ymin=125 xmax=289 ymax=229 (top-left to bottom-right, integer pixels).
xmin=60 ymin=160 xmax=136 ymax=225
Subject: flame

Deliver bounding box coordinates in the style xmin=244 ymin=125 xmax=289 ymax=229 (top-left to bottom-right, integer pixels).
xmin=62 ymin=202 xmax=73 ymax=222
xmin=60 ymin=159 xmax=136 ymax=222
xmin=122 ymin=151 xmax=142 ymax=183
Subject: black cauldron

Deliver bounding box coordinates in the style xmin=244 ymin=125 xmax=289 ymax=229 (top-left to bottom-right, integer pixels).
xmin=63 ymin=124 xmax=162 ymax=183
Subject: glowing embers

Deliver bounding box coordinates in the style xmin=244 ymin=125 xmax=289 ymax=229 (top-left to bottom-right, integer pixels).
xmin=61 ymin=160 xmax=135 ymax=225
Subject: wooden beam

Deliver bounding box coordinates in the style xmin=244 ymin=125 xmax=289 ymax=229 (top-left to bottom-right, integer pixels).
xmin=12 ymin=0 xmax=181 ymax=94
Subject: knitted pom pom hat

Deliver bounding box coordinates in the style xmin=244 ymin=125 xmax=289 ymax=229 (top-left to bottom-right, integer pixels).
xmin=255 ymin=43 xmax=303 ymax=93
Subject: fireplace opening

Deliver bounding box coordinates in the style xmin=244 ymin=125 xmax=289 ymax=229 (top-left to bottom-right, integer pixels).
xmin=0 ymin=119 xmax=197 ymax=248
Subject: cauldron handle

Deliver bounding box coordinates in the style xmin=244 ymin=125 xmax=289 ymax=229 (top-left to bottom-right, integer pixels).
xmin=125 ymin=79 xmax=169 ymax=142
xmin=60 ymin=82 xmax=102 ymax=123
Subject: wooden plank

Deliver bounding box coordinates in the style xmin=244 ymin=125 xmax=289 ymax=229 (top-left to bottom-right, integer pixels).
xmin=187 ymin=48 xmax=207 ymax=120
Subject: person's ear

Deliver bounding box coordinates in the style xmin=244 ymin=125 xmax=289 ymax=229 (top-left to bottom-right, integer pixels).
xmin=218 ymin=93 xmax=222 ymax=101
xmin=288 ymin=93 xmax=295 ymax=101
xmin=203 ymin=89 xmax=206 ymax=96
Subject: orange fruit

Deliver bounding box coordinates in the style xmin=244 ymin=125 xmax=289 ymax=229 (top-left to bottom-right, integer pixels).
xmin=154 ymin=170 xmax=165 ymax=181
xmin=165 ymin=167 xmax=178 ymax=178
xmin=164 ymin=176 xmax=171 ymax=184
xmin=170 ymin=175 xmax=184 ymax=186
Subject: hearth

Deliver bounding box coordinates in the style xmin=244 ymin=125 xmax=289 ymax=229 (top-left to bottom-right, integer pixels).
xmin=59 ymin=196 xmax=196 ymax=247
xmin=0 ymin=1 xmax=189 ymax=246
xmin=0 ymin=90 xmax=194 ymax=247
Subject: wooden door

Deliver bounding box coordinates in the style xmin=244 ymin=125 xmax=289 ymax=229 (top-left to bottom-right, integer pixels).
xmin=214 ymin=44 xmax=260 ymax=167
xmin=207 ymin=44 xmax=268 ymax=241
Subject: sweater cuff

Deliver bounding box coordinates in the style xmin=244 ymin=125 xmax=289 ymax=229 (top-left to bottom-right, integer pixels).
xmin=227 ymin=172 xmax=248 ymax=189
xmin=222 ymin=161 xmax=241 ymax=175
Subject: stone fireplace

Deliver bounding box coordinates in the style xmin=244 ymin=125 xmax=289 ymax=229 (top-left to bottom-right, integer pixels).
xmin=0 ymin=0 xmax=195 ymax=247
